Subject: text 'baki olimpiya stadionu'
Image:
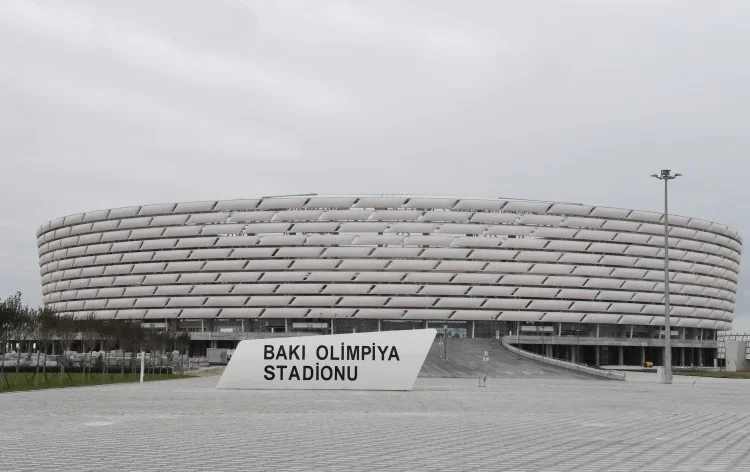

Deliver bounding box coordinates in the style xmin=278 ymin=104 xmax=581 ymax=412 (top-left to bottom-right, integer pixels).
xmin=36 ymin=195 xmax=742 ymax=367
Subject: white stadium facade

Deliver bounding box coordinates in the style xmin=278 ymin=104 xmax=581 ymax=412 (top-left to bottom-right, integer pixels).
xmin=37 ymin=195 xmax=742 ymax=367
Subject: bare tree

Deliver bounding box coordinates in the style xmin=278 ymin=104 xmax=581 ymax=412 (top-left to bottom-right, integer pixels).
xmin=113 ymin=321 xmax=131 ymax=378
xmin=0 ymin=292 xmax=23 ymax=391
xmin=37 ymin=307 xmax=57 ymax=384
xmin=121 ymin=322 xmax=145 ymax=377
xmin=79 ymin=315 xmax=98 ymax=383
xmin=56 ymin=314 xmax=77 ymax=385
xmin=174 ymin=332 xmax=191 ymax=374
xmin=132 ymin=324 xmax=146 ymax=375
xmin=97 ymin=319 xmax=117 ymax=380
xmin=27 ymin=308 xmax=42 ymax=388
xmin=12 ymin=303 xmax=33 ymax=386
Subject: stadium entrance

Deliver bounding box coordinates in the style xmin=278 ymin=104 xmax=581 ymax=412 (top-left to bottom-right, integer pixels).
xmin=291 ymin=321 xmax=330 ymax=335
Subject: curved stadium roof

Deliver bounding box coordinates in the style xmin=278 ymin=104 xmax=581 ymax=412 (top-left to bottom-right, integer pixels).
xmin=37 ymin=195 xmax=742 ymax=331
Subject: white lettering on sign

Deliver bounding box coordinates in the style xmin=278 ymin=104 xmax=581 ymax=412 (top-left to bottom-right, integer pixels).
xmin=215 ymin=329 xmax=436 ymax=391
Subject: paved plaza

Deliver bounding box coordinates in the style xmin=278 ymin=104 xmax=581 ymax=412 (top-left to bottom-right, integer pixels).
xmin=1 ymin=373 xmax=750 ymax=471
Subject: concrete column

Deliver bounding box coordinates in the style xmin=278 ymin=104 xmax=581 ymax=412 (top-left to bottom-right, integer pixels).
xmin=629 ymin=325 xmax=634 ymax=339
xmin=680 ymin=347 xmax=685 ymax=366
xmin=571 ymin=346 xmax=577 ymax=364
xmin=377 ymin=319 xmax=382 ymax=332
xmin=424 ymin=320 xmax=429 ymax=329
xmin=618 ymin=346 xmax=624 ymax=366
xmin=595 ymin=347 xmax=601 ymax=366
xmin=241 ymin=319 xmax=245 ymax=332
xmin=698 ymin=348 xmax=704 ymax=366
xmin=210 ymin=340 xmax=217 ymax=349
xmin=640 ymin=346 xmax=646 ymax=366
xmin=285 ymin=318 xmax=290 ymax=333
xmin=596 ymin=324 xmax=600 ymax=337
xmin=331 ymin=318 xmax=335 ymax=334
xmin=201 ymin=319 xmax=205 ymax=332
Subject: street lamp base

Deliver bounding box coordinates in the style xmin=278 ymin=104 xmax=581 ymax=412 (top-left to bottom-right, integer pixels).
xmin=657 ymin=367 xmax=673 ymax=384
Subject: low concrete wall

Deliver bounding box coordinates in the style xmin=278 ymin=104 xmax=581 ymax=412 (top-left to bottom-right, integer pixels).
xmin=501 ymin=339 xmax=626 ymax=381
xmin=725 ymin=340 xmax=749 ymax=372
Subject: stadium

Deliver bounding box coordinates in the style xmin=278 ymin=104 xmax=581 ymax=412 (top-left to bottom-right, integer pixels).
xmin=36 ymin=195 xmax=742 ymax=367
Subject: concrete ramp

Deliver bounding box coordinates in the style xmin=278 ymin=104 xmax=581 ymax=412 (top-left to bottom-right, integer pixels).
xmin=418 ymin=338 xmax=592 ymax=379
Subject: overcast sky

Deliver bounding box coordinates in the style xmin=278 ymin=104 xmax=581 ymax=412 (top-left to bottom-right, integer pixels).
xmin=1 ymin=1 xmax=748 ymax=330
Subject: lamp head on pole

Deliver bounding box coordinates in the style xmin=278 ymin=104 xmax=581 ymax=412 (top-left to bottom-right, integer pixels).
xmin=651 ymin=169 xmax=682 ymax=181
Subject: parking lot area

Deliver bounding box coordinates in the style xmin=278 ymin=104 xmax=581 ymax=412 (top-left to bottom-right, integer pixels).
xmin=1 ymin=373 xmax=750 ymax=471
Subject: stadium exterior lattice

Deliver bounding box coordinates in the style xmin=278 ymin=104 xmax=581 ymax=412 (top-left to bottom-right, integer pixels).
xmin=37 ymin=195 xmax=742 ymax=366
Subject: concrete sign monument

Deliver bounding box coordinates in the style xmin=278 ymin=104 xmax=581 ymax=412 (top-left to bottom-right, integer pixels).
xmin=216 ymin=329 xmax=436 ymax=391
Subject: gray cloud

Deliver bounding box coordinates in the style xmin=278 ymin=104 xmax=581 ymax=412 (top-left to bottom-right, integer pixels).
xmin=1 ymin=0 xmax=748 ymax=329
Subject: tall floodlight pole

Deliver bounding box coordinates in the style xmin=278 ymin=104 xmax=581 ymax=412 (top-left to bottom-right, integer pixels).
xmin=651 ymin=169 xmax=681 ymax=384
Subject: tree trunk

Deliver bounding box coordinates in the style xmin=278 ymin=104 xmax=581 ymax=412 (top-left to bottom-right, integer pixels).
xmin=85 ymin=340 xmax=90 ymax=383
xmin=59 ymin=346 xmax=65 ymax=386
xmin=42 ymin=342 xmax=48 ymax=383
xmin=15 ymin=341 xmax=22 ymax=386
xmin=121 ymin=348 xmax=126 ymax=378
xmin=34 ymin=349 xmax=41 ymax=387
xmin=1 ymin=340 xmax=6 ymax=391
xmin=81 ymin=342 xmax=87 ymax=384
